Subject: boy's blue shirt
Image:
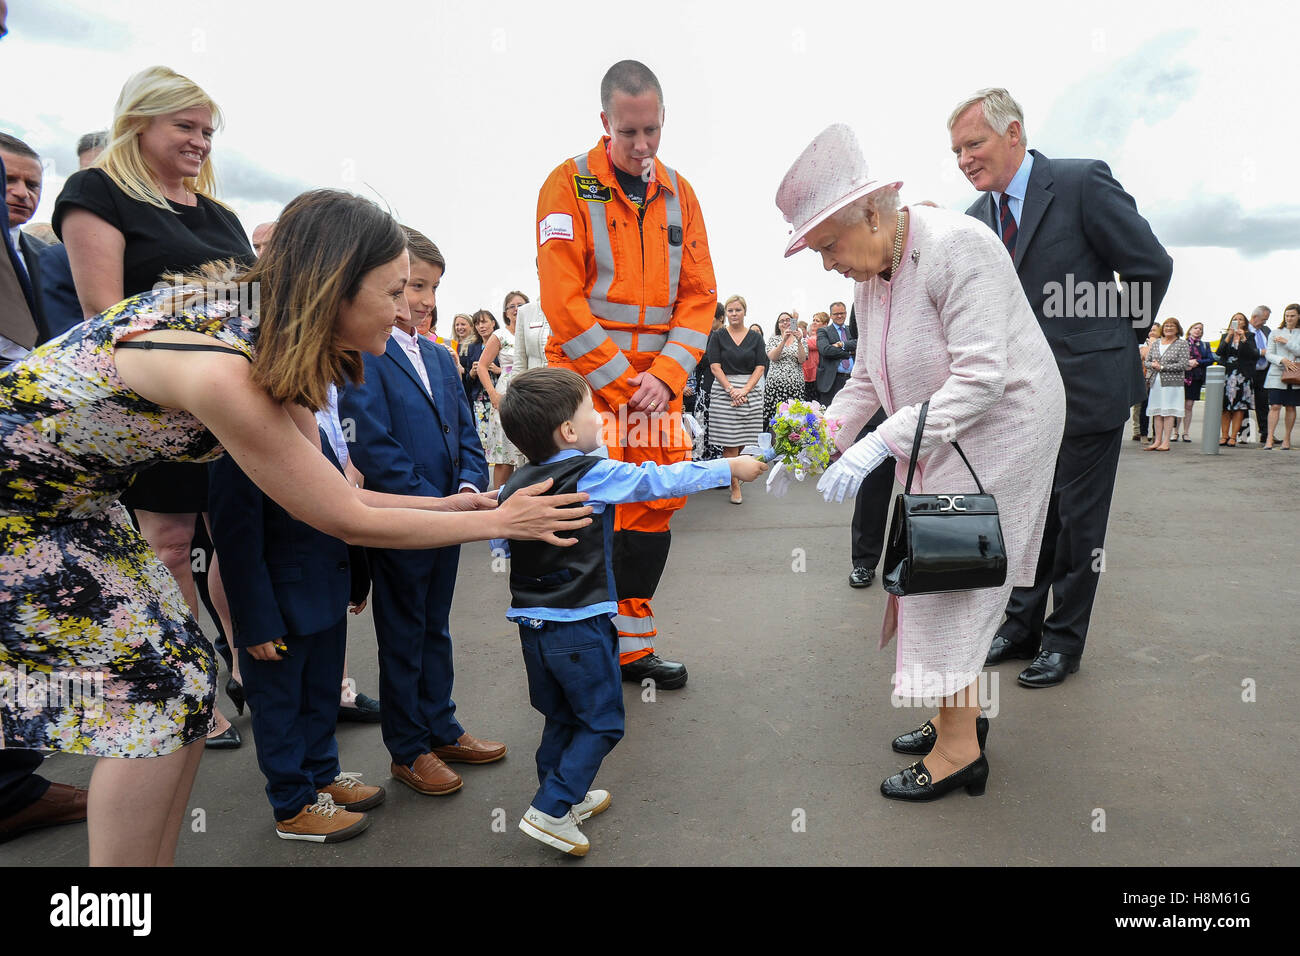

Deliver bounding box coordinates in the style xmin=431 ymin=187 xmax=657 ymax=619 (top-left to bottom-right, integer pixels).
xmin=506 ymin=446 xmax=731 ymax=624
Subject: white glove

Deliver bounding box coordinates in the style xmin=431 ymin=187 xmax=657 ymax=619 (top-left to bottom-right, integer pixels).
xmin=817 ymin=432 xmax=891 ymax=503
xmin=765 ymin=461 xmax=792 ymax=497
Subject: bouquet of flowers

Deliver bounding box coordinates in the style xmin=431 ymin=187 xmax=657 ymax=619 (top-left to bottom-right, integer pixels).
xmin=748 ymin=399 xmax=843 ymax=492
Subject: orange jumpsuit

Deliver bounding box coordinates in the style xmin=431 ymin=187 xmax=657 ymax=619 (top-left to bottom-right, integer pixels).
xmin=537 ymin=137 xmax=717 ymax=662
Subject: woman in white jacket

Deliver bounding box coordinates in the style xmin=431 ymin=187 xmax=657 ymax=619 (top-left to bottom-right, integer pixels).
xmin=1263 ymin=303 xmax=1300 ymax=450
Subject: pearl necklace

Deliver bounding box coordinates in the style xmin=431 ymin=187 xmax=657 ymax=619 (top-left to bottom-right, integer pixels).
xmin=889 ymin=209 xmax=906 ymax=277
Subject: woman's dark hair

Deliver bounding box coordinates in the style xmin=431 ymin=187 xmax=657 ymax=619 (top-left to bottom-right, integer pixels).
xmin=473 ymin=309 xmax=498 ymax=332
xmin=169 ymin=189 xmax=404 ymax=411
xmin=772 ymin=312 xmax=794 ymax=336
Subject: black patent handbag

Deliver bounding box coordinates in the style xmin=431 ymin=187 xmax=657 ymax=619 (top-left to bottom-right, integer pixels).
xmin=882 ymin=401 xmax=1008 ymax=596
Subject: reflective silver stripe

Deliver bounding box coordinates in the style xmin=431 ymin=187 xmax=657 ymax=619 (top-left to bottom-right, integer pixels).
xmin=661 ymin=165 xmax=682 ymax=307
xmin=561 ymin=324 xmax=610 ymax=361
xmin=613 ymin=614 xmax=656 ymax=635
xmin=665 ymin=327 xmax=709 ymax=350
xmin=585 ymin=351 xmax=632 ymax=390
xmin=573 ymin=156 xmax=617 ymax=308
xmin=607 ymin=329 xmax=668 ymax=351
xmin=642 ymin=305 xmax=671 ymax=325
xmin=588 ymin=299 xmax=641 ymax=325
xmin=660 ymin=342 xmax=697 ymax=376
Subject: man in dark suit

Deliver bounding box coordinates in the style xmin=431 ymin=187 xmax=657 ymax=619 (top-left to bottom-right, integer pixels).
xmin=1248 ymin=306 xmax=1272 ymax=441
xmin=816 ymin=301 xmax=855 ymax=405
xmin=950 ymin=88 xmax=1173 ymax=687
xmin=1 ymin=133 xmax=82 ymax=344
xmin=339 ymin=231 xmax=498 ymax=797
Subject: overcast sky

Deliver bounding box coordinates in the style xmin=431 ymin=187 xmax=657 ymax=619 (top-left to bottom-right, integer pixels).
xmin=4 ymin=0 xmax=1298 ymax=337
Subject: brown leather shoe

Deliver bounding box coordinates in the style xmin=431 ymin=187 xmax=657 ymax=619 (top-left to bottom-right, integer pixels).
xmin=390 ymin=753 xmax=463 ymax=795
xmin=317 ymin=771 xmax=386 ymax=812
xmin=431 ymin=732 xmax=507 ymax=765
xmin=275 ymin=794 xmax=370 ymax=843
xmin=0 ymin=782 xmax=88 ymax=843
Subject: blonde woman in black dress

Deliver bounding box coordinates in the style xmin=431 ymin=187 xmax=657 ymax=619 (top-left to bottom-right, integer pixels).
xmin=705 ymin=295 xmax=769 ymax=503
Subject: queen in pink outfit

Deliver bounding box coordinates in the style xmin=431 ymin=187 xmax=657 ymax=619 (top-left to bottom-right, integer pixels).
xmin=777 ymin=125 xmax=1065 ymax=802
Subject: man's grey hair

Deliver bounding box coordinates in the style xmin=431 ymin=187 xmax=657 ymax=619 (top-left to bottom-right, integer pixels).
xmin=828 ymin=186 xmax=901 ymax=229
xmin=947 ymin=88 xmax=1029 ymax=147
xmin=600 ymin=60 xmax=663 ymax=114
xmin=0 ymin=131 xmax=40 ymax=161
xmin=1251 ymin=305 xmax=1272 ymax=321
xmin=76 ymin=130 xmax=108 ymax=157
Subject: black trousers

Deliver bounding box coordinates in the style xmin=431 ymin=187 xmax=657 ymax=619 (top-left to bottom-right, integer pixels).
xmin=0 ymin=750 xmax=49 ymax=819
xmin=850 ymin=408 xmax=895 ymax=570
xmin=818 ymin=372 xmax=849 ymax=408
xmin=997 ymin=425 xmax=1124 ymax=659
xmin=1252 ymin=368 xmax=1270 ymax=438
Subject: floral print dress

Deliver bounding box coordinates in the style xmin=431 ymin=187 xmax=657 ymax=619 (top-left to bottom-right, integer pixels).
xmin=1 ymin=291 xmax=256 ymax=757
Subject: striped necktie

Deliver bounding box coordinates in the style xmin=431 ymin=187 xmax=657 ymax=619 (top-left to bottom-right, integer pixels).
xmin=999 ymin=193 xmax=1017 ymax=258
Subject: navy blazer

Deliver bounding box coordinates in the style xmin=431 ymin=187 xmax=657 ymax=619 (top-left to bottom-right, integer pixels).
xmin=966 ymin=150 xmax=1174 ymax=436
xmin=32 ymin=241 xmax=83 ymax=341
xmin=815 ymin=322 xmax=855 ymax=393
xmin=339 ymin=334 xmax=489 ymax=502
xmin=208 ymin=432 xmax=356 ymax=648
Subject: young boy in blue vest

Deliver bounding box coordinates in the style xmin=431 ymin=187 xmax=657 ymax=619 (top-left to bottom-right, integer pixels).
xmin=499 ymin=367 xmax=765 ymax=856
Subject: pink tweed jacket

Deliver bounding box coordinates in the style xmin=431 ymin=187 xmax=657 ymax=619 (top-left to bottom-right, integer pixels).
xmin=826 ymin=205 xmax=1066 ymax=697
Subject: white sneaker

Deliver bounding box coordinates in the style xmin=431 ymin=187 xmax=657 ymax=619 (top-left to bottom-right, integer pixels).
xmin=519 ymin=806 xmax=589 ymax=857
xmin=573 ymin=789 xmax=611 ymax=821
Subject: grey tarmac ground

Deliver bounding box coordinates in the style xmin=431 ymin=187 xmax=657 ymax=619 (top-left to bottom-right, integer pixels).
xmin=5 ymin=406 xmax=1297 ymax=867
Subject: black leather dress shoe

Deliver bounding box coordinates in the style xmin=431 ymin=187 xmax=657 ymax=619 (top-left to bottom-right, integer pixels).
xmin=1017 ymin=651 xmax=1080 ymax=688
xmin=892 ymin=715 xmax=990 ymax=755
xmin=204 ymin=725 xmax=242 ymax=750
xmin=848 ymin=566 xmax=875 ymax=588
xmin=338 ymin=693 xmax=382 ymax=724
xmin=620 ymin=653 xmax=688 ymax=690
xmin=984 ymin=634 xmax=1038 ymax=666
xmin=880 ymin=754 xmax=989 ymax=801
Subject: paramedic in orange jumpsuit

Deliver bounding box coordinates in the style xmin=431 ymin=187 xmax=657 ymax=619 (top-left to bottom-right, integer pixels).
xmin=536 ymin=60 xmax=717 ymax=690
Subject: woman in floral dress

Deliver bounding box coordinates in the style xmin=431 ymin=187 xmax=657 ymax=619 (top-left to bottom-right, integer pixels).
xmin=0 ymin=190 xmax=589 ymax=865
xmin=763 ymin=311 xmax=809 ymax=429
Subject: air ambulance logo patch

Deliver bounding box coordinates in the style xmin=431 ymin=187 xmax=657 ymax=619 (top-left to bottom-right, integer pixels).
xmin=573 ymin=175 xmax=613 ymax=203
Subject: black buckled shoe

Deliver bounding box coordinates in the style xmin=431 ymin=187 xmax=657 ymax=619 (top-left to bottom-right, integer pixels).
xmin=848 ymin=566 xmax=875 ymax=588
xmin=1017 ymin=651 xmax=1080 ymax=688
xmin=891 ymin=715 xmax=990 ymax=755
xmin=880 ymin=754 xmax=989 ymax=801
xmin=204 ymin=725 xmax=242 ymax=750
xmin=338 ymin=693 xmax=382 ymax=724
xmin=984 ymin=634 xmax=1038 ymax=666
xmin=620 ymin=653 xmax=688 ymax=690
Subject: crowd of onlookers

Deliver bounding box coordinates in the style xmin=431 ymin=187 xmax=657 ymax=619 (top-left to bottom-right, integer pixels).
xmin=1132 ymin=304 xmax=1300 ymax=450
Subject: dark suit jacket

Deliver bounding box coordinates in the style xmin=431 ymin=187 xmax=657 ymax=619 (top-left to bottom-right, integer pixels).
xmin=1 ymin=154 xmax=44 ymax=348
xmin=208 ymin=433 xmax=357 ymax=648
xmin=816 ymin=321 xmax=856 ymax=393
xmin=31 ymin=240 xmax=83 ymax=341
xmin=339 ymin=335 xmax=490 ymax=566
xmin=965 ymin=150 xmax=1173 ymax=436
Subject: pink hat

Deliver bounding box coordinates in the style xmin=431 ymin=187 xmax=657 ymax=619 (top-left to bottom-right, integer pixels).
xmin=776 ymin=124 xmax=902 ymax=258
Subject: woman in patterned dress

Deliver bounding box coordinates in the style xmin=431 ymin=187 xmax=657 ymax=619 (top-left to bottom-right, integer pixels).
xmin=1216 ymin=312 xmax=1259 ymax=446
xmin=0 ymin=190 xmax=591 ymax=865
xmin=476 ymin=296 xmax=529 ymax=489
xmin=763 ymin=311 xmax=808 ymax=429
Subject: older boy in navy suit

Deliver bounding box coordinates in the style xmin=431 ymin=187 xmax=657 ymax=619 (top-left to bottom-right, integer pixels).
xmin=339 ymin=228 xmax=497 ymax=796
